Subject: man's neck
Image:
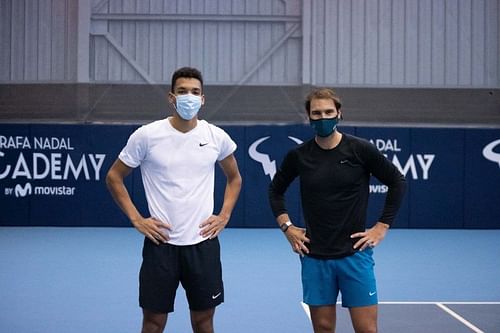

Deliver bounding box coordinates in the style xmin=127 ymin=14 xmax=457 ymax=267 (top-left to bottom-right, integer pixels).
xmin=169 ymin=116 xmax=198 ymax=133
xmin=315 ymin=131 xmax=342 ymax=150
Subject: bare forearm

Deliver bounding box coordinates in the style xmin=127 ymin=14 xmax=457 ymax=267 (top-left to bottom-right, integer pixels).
xmin=219 ymin=176 xmax=242 ymax=219
xmin=106 ymin=173 xmax=142 ymax=224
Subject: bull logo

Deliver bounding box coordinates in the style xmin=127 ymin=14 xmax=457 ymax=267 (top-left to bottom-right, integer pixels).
xmin=482 ymin=139 xmax=500 ymax=168
xmin=15 ymin=183 xmax=32 ymax=197
xmin=248 ymin=136 xmax=303 ymax=180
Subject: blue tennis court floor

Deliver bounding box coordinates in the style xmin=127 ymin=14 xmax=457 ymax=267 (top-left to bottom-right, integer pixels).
xmin=1 ymin=227 xmax=499 ymax=332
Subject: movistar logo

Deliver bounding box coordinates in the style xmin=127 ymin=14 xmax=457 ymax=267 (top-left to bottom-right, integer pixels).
xmin=482 ymin=139 xmax=500 ymax=168
xmin=15 ymin=182 xmax=32 ymax=197
xmin=248 ymin=136 xmax=303 ymax=180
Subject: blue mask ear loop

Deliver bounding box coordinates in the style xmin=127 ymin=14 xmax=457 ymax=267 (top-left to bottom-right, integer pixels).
xmin=169 ymin=92 xmax=178 ymax=111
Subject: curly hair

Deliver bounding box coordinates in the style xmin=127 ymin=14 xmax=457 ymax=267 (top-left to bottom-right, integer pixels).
xmin=170 ymin=67 xmax=204 ymax=92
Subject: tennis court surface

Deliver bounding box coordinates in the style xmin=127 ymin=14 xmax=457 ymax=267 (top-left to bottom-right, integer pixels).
xmin=1 ymin=227 xmax=499 ymax=332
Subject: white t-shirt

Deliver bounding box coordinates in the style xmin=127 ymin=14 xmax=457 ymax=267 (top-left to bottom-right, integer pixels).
xmin=119 ymin=118 xmax=237 ymax=245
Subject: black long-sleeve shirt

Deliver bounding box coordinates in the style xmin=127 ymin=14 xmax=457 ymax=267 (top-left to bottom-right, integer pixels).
xmin=269 ymin=133 xmax=406 ymax=259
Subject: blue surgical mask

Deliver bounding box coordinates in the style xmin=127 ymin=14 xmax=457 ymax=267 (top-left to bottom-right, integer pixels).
xmin=310 ymin=117 xmax=339 ymax=137
xmin=174 ymin=94 xmax=202 ymax=120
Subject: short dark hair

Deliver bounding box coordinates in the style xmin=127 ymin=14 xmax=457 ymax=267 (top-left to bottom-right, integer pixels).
xmin=305 ymin=88 xmax=342 ymax=115
xmin=170 ymin=67 xmax=204 ymax=92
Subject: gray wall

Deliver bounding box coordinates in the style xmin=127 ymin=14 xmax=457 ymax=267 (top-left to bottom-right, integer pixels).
xmin=0 ymin=0 xmax=79 ymax=82
xmin=1 ymin=0 xmax=499 ymax=87
xmin=304 ymin=0 xmax=500 ymax=87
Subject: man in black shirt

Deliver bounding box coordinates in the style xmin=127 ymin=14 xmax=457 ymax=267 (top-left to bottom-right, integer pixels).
xmin=269 ymin=88 xmax=406 ymax=333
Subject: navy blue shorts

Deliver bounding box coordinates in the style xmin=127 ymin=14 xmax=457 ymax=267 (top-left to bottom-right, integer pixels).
xmin=301 ymin=248 xmax=377 ymax=308
xmin=139 ymin=237 xmax=224 ymax=313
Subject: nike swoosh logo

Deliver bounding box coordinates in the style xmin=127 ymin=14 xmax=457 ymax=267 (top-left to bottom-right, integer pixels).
xmin=212 ymin=292 xmax=222 ymax=299
xmin=369 ymin=291 xmax=377 ymax=296
xmin=340 ymin=160 xmax=348 ymax=164
xmin=199 ymin=142 xmax=209 ymax=146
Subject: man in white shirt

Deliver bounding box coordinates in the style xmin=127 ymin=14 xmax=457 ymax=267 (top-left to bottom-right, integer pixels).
xmin=106 ymin=67 xmax=242 ymax=333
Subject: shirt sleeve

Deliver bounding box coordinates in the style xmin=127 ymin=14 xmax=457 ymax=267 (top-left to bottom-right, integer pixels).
xmin=216 ymin=128 xmax=237 ymax=161
xmin=118 ymin=126 xmax=147 ymax=168
xmin=268 ymin=149 xmax=300 ymax=218
xmin=357 ymin=140 xmax=407 ymax=226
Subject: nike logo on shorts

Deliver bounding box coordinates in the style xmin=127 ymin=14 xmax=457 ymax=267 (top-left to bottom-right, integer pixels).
xmin=212 ymin=292 xmax=222 ymax=299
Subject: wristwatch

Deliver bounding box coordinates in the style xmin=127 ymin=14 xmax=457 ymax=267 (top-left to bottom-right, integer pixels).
xmin=280 ymin=221 xmax=293 ymax=232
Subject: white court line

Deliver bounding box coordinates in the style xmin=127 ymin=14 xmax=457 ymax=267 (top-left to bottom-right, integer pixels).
xmin=301 ymin=302 xmax=311 ymax=320
xmin=300 ymin=301 xmax=499 ymax=327
xmin=436 ymin=302 xmax=484 ymax=333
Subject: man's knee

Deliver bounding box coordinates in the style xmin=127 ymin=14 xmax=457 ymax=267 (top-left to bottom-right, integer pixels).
xmin=312 ymin=319 xmax=335 ymax=333
xmin=310 ymin=305 xmax=336 ymax=333
xmin=190 ymin=308 xmax=215 ymax=333
xmin=142 ymin=309 xmax=167 ymax=333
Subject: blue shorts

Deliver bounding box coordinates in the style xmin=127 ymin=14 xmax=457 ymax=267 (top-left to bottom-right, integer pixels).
xmin=301 ymin=249 xmax=377 ymax=308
